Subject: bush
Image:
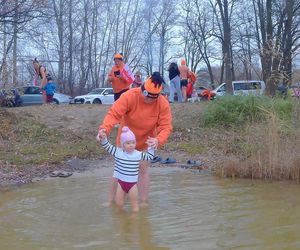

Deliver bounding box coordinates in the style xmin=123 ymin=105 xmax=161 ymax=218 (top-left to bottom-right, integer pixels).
xmin=202 ymin=95 xmax=294 ymax=128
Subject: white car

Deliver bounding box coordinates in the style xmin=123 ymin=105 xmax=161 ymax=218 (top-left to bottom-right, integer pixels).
xmin=53 ymin=92 xmax=73 ymax=104
xmin=73 ymin=88 xmax=114 ymax=104
xmin=213 ymin=80 xmax=266 ymax=97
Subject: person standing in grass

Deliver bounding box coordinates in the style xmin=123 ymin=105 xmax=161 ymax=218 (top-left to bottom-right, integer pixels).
xmin=178 ymin=58 xmax=191 ymax=102
xmin=43 ymin=77 xmax=56 ymax=104
xmin=168 ymin=62 xmax=182 ymax=103
xmin=132 ymin=71 xmax=143 ymax=88
xmin=97 ymin=126 xmax=154 ymax=212
xmin=107 ymin=53 xmax=134 ymax=101
xmin=98 ymin=72 xmax=172 ymax=207
xmin=32 ymin=58 xmax=50 ymax=103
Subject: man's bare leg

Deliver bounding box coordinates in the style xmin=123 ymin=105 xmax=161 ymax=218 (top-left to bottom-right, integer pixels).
xmin=138 ymin=160 xmax=150 ymax=206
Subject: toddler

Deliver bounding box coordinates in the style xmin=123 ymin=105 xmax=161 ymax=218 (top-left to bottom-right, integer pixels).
xmin=97 ymin=126 xmax=154 ymax=212
xmin=191 ymin=88 xmax=200 ymax=103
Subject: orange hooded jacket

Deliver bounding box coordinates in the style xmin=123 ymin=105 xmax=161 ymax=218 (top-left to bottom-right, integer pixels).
xmin=99 ymin=88 xmax=173 ymax=150
xmin=108 ymin=64 xmax=132 ymax=93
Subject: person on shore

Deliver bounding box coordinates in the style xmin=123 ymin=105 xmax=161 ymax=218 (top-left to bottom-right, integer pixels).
xmin=97 ymin=126 xmax=154 ymax=212
xmin=191 ymin=88 xmax=200 ymax=103
xmin=32 ymin=58 xmax=50 ymax=103
xmin=98 ymin=72 xmax=172 ymax=207
xmin=178 ymin=58 xmax=191 ymax=102
xmin=43 ymin=77 xmax=56 ymax=104
xmin=168 ymin=62 xmax=182 ymax=103
xmin=107 ymin=53 xmax=134 ymax=101
xmin=132 ymin=71 xmax=143 ymax=88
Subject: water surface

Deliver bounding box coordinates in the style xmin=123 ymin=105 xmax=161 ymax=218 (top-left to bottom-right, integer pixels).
xmin=1 ymin=167 xmax=300 ymax=250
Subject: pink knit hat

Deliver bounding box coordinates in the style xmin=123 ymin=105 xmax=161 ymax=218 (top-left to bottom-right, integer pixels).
xmin=120 ymin=126 xmax=136 ymax=146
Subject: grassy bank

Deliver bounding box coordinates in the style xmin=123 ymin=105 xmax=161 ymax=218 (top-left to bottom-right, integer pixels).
xmin=0 ymin=107 xmax=103 ymax=167
xmin=1 ymin=97 xmax=300 ymax=181
xmin=201 ymin=96 xmax=300 ymax=181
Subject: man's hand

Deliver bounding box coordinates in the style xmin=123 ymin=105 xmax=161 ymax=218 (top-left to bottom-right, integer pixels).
xmin=146 ymin=137 xmax=158 ymax=149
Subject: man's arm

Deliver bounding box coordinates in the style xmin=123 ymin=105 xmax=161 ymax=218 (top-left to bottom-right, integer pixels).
xmin=98 ymin=91 xmax=130 ymax=134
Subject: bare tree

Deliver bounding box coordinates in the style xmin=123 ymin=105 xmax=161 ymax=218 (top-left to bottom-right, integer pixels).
xmin=182 ymin=0 xmax=217 ymax=83
xmin=52 ymin=0 xmax=66 ymax=90
xmin=211 ymin=0 xmax=235 ymax=93
xmin=253 ymin=0 xmax=300 ymax=95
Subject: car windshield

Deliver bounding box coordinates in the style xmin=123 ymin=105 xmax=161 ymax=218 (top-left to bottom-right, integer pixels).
xmin=88 ymin=88 xmax=104 ymax=95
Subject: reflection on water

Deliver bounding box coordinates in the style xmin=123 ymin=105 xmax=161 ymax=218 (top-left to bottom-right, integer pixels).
xmin=1 ymin=167 xmax=300 ymax=250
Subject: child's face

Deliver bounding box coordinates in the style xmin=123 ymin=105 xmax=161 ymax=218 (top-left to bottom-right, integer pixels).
xmin=123 ymin=140 xmax=136 ymax=153
xmin=134 ymin=75 xmax=141 ymax=81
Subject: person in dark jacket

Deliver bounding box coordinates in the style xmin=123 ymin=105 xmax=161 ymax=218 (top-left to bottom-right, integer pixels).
xmin=168 ymin=62 xmax=182 ymax=103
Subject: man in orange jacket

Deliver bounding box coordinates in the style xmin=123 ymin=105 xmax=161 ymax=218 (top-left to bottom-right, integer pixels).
xmin=98 ymin=72 xmax=173 ymax=206
xmin=107 ymin=53 xmax=134 ymax=101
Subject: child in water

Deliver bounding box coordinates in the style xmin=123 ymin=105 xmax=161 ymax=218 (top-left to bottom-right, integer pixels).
xmin=97 ymin=126 xmax=154 ymax=212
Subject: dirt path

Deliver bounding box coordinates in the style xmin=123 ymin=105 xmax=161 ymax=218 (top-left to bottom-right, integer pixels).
xmin=10 ymin=104 xmax=111 ymax=133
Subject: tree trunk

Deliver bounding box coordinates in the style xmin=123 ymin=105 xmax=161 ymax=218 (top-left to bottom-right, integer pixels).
xmin=67 ymin=0 xmax=74 ymax=95
xmin=217 ymin=0 xmax=233 ymax=93
xmin=12 ymin=0 xmax=18 ymax=86
xmin=52 ymin=0 xmax=65 ymax=91
xmin=282 ymin=0 xmax=295 ymax=86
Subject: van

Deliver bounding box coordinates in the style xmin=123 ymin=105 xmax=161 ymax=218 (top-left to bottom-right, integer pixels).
xmin=213 ymin=80 xmax=266 ymax=97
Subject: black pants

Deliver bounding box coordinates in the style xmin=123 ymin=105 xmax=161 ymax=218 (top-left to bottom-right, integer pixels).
xmin=114 ymin=88 xmax=129 ymax=101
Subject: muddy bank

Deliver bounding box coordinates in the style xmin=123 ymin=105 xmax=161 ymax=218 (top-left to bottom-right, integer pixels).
xmin=0 ymin=152 xmax=216 ymax=187
xmin=0 ymin=158 xmax=104 ymax=187
xmin=1 ymin=104 xmax=219 ymax=187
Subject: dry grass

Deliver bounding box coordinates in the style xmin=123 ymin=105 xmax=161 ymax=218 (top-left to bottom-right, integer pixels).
xmin=213 ymin=101 xmax=300 ymax=181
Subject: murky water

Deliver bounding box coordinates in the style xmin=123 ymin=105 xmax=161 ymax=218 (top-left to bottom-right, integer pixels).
xmin=1 ymin=167 xmax=300 ymax=250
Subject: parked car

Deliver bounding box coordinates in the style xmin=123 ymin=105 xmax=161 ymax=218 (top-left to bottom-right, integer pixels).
xmin=15 ymin=86 xmax=72 ymax=106
xmin=213 ymin=80 xmax=266 ymax=97
xmin=73 ymin=88 xmax=114 ymax=104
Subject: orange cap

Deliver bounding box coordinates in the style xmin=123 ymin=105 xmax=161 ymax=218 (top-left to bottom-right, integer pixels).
xmin=114 ymin=53 xmax=123 ymax=60
xmin=141 ymin=77 xmax=163 ymax=98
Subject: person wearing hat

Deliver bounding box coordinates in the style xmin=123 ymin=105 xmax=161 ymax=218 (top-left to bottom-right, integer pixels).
xmin=98 ymin=71 xmax=172 ymax=206
xmin=97 ymin=126 xmax=154 ymax=212
xmin=107 ymin=53 xmax=134 ymax=101
xmin=132 ymin=71 xmax=143 ymax=88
